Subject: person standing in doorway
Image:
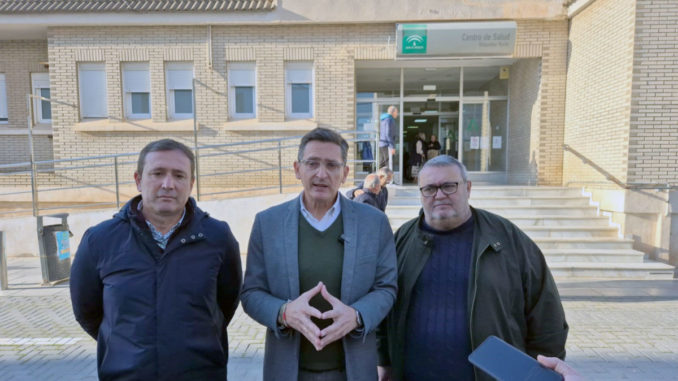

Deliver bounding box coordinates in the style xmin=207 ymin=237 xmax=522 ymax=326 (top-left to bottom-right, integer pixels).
xmin=427 ymin=134 xmax=441 ymax=160
xmin=379 ymin=106 xmax=398 ymax=169
xmin=415 ymin=132 xmax=427 ymax=164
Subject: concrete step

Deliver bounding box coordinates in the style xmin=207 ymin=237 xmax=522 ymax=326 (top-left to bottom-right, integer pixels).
xmin=502 ymin=215 xmax=611 ymax=227
xmin=386 ymin=204 xmax=599 ymax=218
xmin=543 ymin=249 xmax=645 ymax=263
xmin=522 ymin=226 xmax=620 ymax=238
xmin=385 ymin=185 xmax=675 ymax=279
xmin=391 ymin=186 xmax=584 ymax=198
xmin=389 ymin=216 xmax=619 ymax=232
xmin=389 ymin=196 xmax=592 ymax=207
xmin=548 ymin=261 xmax=675 ymax=279
xmin=481 ymin=205 xmax=599 ymax=217
xmin=534 ymin=237 xmax=635 ymax=250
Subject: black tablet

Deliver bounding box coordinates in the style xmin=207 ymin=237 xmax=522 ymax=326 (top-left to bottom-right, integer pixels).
xmin=468 ymin=336 xmax=563 ymax=381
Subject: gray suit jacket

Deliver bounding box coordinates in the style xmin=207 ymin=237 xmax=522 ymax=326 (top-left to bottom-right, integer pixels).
xmin=241 ymin=194 xmax=397 ymax=381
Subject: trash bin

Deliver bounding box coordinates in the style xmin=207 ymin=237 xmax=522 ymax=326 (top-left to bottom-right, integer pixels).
xmin=37 ymin=213 xmax=72 ymax=285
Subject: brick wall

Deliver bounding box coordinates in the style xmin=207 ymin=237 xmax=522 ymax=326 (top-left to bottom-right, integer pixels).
xmin=2 ymin=20 xmax=570 ymax=191
xmin=514 ymin=20 xmax=569 ymax=185
xmin=507 ymin=58 xmax=541 ymax=184
xmin=563 ymin=0 xmax=636 ymax=187
xmin=43 ymin=24 xmax=394 ymax=191
xmin=0 ymin=41 xmax=54 ymax=168
xmin=629 ymin=0 xmax=678 ymax=184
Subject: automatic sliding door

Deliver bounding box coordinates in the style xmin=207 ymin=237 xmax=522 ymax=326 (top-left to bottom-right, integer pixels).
xmin=461 ymin=103 xmax=483 ymax=171
xmin=461 ymin=99 xmax=507 ymax=172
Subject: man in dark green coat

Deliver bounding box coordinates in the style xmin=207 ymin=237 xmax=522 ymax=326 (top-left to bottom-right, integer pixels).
xmin=377 ymin=155 xmax=568 ymax=381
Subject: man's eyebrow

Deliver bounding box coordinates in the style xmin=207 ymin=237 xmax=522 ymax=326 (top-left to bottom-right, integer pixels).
xmin=147 ymin=167 xmax=187 ymax=174
xmin=304 ymin=157 xmax=339 ymax=162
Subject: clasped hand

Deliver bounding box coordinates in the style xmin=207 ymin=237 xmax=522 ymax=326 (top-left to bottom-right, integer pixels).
xmin=283 ymin=282 xmax=359 ymax=351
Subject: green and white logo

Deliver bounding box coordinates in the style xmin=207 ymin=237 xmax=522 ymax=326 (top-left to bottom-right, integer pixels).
xmin=402 ymin=24 xmax=427 ymax=54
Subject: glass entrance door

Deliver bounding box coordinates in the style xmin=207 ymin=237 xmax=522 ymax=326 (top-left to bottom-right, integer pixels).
xmin=461 ymin=102 xmax=485 ymax=171
xmin=461 ymin=97 xmax=507 ymax=172
xmin=439 ymin=116 xmax=458 ymax=159
xmin=355 ymin=98 xmax=400 ymax=177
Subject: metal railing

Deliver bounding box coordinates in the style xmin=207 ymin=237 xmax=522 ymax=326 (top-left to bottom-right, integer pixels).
xmin=0 ymin=130 xmax=378 ymax=217
xmin=0 ymin=231 xmax=7 ymax=290
xmin=563 ymin=144 xmax=678 ymax=191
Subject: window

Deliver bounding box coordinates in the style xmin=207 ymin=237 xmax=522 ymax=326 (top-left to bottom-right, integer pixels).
xmin=285 ymin=62 xmax=313 ymax=119
xmin=166 ymin=62 xmax=194 ymax=120
xmin=32 ymin=73 xmax=51 ymax=124
xmin=78 ymin=63 xmax=108 ymax=119
xmin=0 ymin=74 xmax=7 ymax=123
xmin=228 ymin=62 xmax=256 ymax=119
xmin=122 ymin=63 xmax=151 ymax=119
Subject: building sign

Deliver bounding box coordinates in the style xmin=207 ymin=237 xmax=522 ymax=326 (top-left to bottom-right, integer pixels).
xmin=401 ymin=24 xmax=427 ymax=54
xmin=397 ymin=21 xmax=516 ymax=58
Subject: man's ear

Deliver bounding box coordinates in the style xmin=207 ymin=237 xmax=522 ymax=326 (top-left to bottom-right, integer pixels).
xmin=294 ymin=161 xmax=302 ymax=180
xmin=134 ymin=172 xmax=142 ymax=192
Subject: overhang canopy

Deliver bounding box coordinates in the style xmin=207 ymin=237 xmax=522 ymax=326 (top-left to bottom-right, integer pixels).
xmin=0 ymin=0 xmax=276 ymax=13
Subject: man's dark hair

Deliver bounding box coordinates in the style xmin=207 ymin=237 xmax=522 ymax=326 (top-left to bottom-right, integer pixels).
xmin=137 ymin=139 xmax=196 ymax=179
xmin=297 ymin=127 xmax=349 ymax=164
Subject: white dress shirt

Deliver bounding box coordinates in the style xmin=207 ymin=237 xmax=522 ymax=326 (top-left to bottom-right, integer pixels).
xmin=298 ymin=192 xmax=342 ymax=232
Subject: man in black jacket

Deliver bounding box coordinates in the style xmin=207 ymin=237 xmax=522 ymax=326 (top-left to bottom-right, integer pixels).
xmin=377 ymin=155 xmax=568 ymax=381
xmin=354 ymin=173 xmax=381 ymax=210
xmin=346 ymin=167 xmax=393 ymax=212
xmin=70 ymin=139 xmax=242 ymax=381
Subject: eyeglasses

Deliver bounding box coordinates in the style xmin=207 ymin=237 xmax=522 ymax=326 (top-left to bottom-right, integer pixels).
xmin=419 ymin=182 xmax=461 ymax=197
xmin=300 ymin=159 xmax=345 ymax=172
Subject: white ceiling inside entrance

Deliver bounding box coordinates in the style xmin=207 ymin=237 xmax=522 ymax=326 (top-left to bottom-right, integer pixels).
xmin=355 ymin=58 xmax=515 ymax=94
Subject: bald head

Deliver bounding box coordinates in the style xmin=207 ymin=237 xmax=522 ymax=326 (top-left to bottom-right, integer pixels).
xmin=364 ymin=173 xmax=381 ymax=194
xmin=387 ymin=106 xmax=398 ymax=118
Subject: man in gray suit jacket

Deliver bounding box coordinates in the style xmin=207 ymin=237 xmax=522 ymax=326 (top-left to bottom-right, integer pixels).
xmin=241 ymin=128 xmax=398 ymax=381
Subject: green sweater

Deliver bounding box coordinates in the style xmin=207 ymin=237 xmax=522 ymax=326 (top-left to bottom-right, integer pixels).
xmin=298 ymin=213 xmax=345 ymax=371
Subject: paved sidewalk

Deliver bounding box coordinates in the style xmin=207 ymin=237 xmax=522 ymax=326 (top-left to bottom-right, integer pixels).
xmin=1 ymin=257 xmax=678 ymax=380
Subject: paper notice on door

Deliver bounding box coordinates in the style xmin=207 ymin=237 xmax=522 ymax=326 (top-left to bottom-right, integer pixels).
xmin=493 ymin=136 xmax=502 ymax=149
xmin=470 ymin=136 xmax=480 ymax=149
xmin=481 ymin=137 xmax=490 ymax=150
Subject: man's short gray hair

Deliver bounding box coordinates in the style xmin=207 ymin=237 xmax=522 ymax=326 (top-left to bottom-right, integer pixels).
xmin=364 ymin=173 xmax=380 ymax=189
xmin=378 ymin=167 xmax=393 ymax=177
xmin=420 ymin=155 xmax=469 ymax=182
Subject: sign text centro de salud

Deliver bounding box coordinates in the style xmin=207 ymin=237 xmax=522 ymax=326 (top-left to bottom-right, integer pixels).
xmin=397 ymin=21 xmax=517 ymax=57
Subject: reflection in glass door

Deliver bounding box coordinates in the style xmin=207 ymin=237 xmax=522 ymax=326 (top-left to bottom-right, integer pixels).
xmin=439 ymin=116 xmax=458 ymax=159
xmin=461 ymin=99 xmax=507 ymax=172
xmin=355 ymin=100 xmax=376 ymax=175
xmin=461 ymin=103 xmax=484 ymax=171
xmin=355 ymin=100 xmax=400 ymax=176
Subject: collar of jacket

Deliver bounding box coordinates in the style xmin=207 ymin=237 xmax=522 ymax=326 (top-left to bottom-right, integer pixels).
xmin=413 ymin=207 xmax=504 ymax=254
xmin=115 ymin=195 xmax=206 ymax=240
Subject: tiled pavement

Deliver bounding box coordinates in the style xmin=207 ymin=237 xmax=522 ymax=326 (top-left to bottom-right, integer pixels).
xmin=1 ymin=257 xmax=678 ymax=380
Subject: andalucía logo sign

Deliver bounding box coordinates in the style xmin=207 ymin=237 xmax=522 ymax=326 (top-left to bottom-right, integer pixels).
xmin=402 ymin=24 xmax=427 ymax=54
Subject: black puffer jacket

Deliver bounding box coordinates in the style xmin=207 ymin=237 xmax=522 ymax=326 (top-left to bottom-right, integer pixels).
xmin=70 ymin=196 xmax=242 ymax=381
